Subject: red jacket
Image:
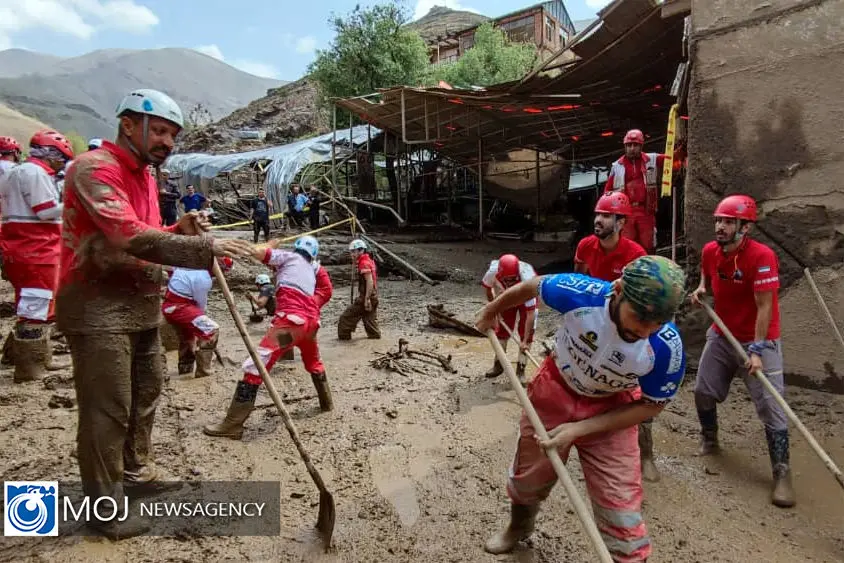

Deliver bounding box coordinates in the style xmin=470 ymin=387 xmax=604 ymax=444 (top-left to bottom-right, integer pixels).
xmin=314 ymin=264 xmax=333 ymax=309
xmin=604 ymin=153 xmax=667 ymax=214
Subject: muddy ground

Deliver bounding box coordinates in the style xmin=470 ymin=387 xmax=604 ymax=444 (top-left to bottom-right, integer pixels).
xmin=0 ymin=236 xmax=842 ymax=562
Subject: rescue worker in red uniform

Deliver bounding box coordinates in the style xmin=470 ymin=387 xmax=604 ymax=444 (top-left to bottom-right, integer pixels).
xmin=604 ymin=129 xmax=667 ymax=253
xmin=338 ymin=239 xmax=380 ymax=340
xmin=575 ymin=192 xmax=664 ymax=482
xmin=0 ymin=136 xmax=22 ymax=175
xmin=0 ymin=130 xmax=74 ymax=381
xmin=162 ymin=256 xmax=233 ymax=378
xmin=204 ymin=235 xmax=334 ymax=441
xmin=481 ymin=253 xmax=537 ymax=385
xmin=691 ymin=194 xmax=794 ymax=507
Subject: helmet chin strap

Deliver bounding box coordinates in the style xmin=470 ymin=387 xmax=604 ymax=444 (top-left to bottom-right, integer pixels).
xmin=124 ymin=114 xmax=157 ymax=166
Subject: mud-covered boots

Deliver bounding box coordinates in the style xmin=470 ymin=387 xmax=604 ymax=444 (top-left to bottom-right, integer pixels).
xmin=13 ymin=324 xmax=51 ymax=383
xmin=639 ymin=419 xmax=661 ymax=482
xmin=203 ymin=381 xmax=259 ymax=440
xmin=310 ymin=371 xmax=334 ymax=412
xmin=515 ymin=361 xmax=527 ymax=386
xmin=485 ymin=339 xmax=508 ymax=378
xmin=484 ymin=503 xmax=540 ymax=554
xmin=696 ymin=407 xmax=720 ymax=456
xmin=766 ymin=428 xmax=796 ymax=508
xmin=177 ymin=341 xmax=196 ymax=375
xmin=1 ymin=329 xmax=15 ymax=365
xmin=194 ymin=340 xmax=216 ymax=379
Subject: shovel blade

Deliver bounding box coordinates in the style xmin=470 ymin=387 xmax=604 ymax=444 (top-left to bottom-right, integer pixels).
xmin=316 ymin=489 xmax=336 ymax=551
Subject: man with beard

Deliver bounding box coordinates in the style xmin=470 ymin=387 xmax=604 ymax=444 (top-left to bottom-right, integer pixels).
xmin=476 ymin=256 xmax=687 ymax=561
xmin=574 ymin=192 xmax=661 ymax=482
xmin=58 ymin=89 xmax=254 ymax=539
xmin=690 ymin=194 xmax=794 ymax=508
xmin=604 ymin=129 xmax=667 ymax=253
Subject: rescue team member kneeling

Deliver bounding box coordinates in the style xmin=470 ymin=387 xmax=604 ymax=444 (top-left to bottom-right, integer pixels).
xmin=162 ymin=256 xmax=233 ymax=378
xmin=476 ymin=256 xmax=687 ymax=562
xmin=57 ymin=88 xmax=254 ymax=540
xmin=204 ymin=235 xmax=333 ymax=441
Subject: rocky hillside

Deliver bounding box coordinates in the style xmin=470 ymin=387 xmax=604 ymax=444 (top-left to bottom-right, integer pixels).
xmin=0 ymin=48 xmax=284 ymax=139
xmin=177 ymin=77 xmax=328 ymax=154
xmin=408 ymin=6 xmax=490 ymax=42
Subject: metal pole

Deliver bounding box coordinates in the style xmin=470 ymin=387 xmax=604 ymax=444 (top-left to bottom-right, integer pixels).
xmin=535 ymin=149 xmax=541 ymax=228
xmin=331 ymin=105 xmax=337 ymax=217
xmin=671 ymin=181 xmax=677 ymax=262
xmin=478 ymin=139 xmax=484 ymax=236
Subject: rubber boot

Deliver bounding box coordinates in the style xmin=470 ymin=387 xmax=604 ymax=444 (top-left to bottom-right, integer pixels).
xmin=13 ymin=325 xmax=50 ymax=383
xmin=486 ymin=339 xmax=507 ymax=378
xmin=515 ymin=362 xmax=527 ymax=387
xmin=177 ymin=342 xmax=196 ymax=375
xmin=639 ymin=420 xmax=661 ymax=482
xmin=310 ymin=371 xmax=334 ymax=412
xmin=696 ymin=407 xmax=719 ymax=456
xmin=484 ymin=503 xmax=540 ymax=555
xmin=89 ymin=513 xmax=150 ymax=540
xmin=1 ymin=329 xmax=15 ymax=365
xmin=194 ymin=335 xmax=217 ymax=378
xmin=766 ymin=428 xmax=796 ymax=508
xmin=203 ymin=381 xmax=259 ymax=440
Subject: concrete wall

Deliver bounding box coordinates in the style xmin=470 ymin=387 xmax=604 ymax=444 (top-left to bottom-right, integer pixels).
xmin=686 ymin=0 xmax=844 ymax=391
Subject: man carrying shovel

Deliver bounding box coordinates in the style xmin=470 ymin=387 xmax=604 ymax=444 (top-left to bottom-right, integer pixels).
xmin=690 ymin=194 xmax=794 ymax=507
xmin=476 ymin=256 xmax=687 ymax=561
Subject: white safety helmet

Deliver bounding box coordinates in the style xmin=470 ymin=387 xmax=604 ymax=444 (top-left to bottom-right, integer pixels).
xmin=349 ymin=239 xmax=367 ymax=251
xmin=255 ymin=273 xmax=271 ymax=285
xmin=293 ymin=235 xmax=319 ymax=259
xmin=87 ymin=138 xmax=103 ymax=150
xmin=116 ymin=89 xmax=184 ymax=129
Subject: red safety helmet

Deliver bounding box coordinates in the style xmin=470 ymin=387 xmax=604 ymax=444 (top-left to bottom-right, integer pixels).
xmin=30 ymin=129 xmax=74 ymax=160
xmin=594 ymin=192 xmax=632 ymax=216
xmin=623 ymin=129 xmax=645 ymax=145
xmin=714 ymin=194 xmax=757 ymax=222
xmin=217 ymin=256 xmax=234 ymax=272
xmin=496 ymin=254 xmax=520 ymax=284
xmin=0 ymin=136 xmax=22 ymax=154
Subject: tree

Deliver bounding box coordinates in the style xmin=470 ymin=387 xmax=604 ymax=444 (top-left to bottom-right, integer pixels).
xmin=64 ymin=131 xmax=88 ymax=157
xmin=430 ymin=23 xmax=537 ymax=88
xmin=308 ymin=2 xmax=430 ymax=101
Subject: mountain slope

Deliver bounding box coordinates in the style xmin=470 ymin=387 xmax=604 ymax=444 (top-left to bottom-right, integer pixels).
xmin=0 ymin=48 xmax=285 ymax=139
xmin=0 ymin=49 xmax=63 ymax=78
xmin=0 ymin=101 xmax=53 ymax=144
xmin=408 ymin=6 xmax=490 ymax=42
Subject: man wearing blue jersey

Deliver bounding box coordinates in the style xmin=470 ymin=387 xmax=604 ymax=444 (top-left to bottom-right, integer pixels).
xmin=477 ymin=255 xmax=687 ymax=562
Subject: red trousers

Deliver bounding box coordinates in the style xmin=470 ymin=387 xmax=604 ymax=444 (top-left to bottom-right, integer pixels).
xmin=4 ymin=261 xmax=58 ymax=323
xmin=495 ymin=304 xmax=536 ymax=343
xmin=161 ymin=291 xmax=219 ymax=344
xmin=507 ymin=357 xmax=650 ymax=562
xmin=622 ymin=212 xmax=656 ymax=253
xmin=242 ymin=311 xmax=324 ymax=385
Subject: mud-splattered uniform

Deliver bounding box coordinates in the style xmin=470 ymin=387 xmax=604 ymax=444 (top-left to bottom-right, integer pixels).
xmin=337 ymin=252 xmax=380 ymax=339
xmin=162 ymin=267 xmax=220 ymax=375
xmin=506 ymin=273 xmax=685 ymax=563
xmin=57 ymin=140 xmax=215 ymax=500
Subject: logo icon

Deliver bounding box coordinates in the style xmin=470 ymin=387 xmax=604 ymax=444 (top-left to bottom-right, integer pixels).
xmin=578 ymin=331 xmax=598 ymax=352
xmin=4 ymin=481 xmax=58 ymax=536
xmin=609 ymin=350 xmax=626 ymax=365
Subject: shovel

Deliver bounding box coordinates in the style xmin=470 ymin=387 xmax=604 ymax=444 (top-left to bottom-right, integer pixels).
xmin=485 ymin=330 xmax=613 ymax=563
xmin=211 ymin=259 xmax=336 ymax=549
xmin=701 ymin=301 xmax=844 ymax=492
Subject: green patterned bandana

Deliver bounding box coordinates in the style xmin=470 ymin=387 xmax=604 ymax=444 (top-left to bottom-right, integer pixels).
xmin=621 ymin=256 xmax=687 ymax=323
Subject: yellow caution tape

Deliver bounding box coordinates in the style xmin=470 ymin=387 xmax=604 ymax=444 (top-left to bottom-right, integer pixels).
xmin=209 ymin=212 xmax=286 ymax=230
xmin=253 ymin=217 xmax=355 ymax=252
xmin=661 ymin=103 xmax=679 ymax=197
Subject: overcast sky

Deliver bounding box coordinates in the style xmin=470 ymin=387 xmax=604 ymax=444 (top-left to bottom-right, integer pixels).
xmin=0 ymin=0 xmax=613 ymax=81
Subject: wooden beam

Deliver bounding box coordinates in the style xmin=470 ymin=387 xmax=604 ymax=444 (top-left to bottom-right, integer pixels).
xmin=661 ymin=0 xmax=690 ymax=19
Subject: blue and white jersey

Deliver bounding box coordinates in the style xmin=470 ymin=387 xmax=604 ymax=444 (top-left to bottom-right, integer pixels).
xmin=539 ymin=273 xmax=686 ymax=404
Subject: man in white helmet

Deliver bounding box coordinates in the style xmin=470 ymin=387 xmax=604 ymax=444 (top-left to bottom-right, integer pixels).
xmin=57 ymin=88 xmax=254 ymax=540
xmin=248 ymin=272 xmax=276 ymax=322
xmin=204 ymin=235 xmax=334 ymax=441
xmin=337 ymin=238 xmax=380 ymax=340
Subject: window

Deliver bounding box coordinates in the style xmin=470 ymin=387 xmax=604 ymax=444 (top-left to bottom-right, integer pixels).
xmin=500 ymin=14 xmax=535 ymax=43
xmin=545 ymin=15 xmax=554 ymax=43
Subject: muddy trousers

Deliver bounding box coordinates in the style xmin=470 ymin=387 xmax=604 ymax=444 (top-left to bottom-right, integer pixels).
xmin=337 ymin=295 xmax=380 ymax=339
xmin=242 ymin=313 xmax=324 ymax=385
xmin=162 ymin=291 xmax=220 ymax=375
xmin=69 ymin=329 xmax=164 ymax=499
xmin=507 ymin=357 xmax=650 ymax=562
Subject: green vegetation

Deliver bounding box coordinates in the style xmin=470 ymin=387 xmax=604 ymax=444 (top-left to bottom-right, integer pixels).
xmin=64 ymin=131 xmax=88 ymax=157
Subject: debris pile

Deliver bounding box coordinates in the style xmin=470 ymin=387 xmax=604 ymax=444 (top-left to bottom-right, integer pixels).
xmin=370 ymin=338 xmax=457 ymax=376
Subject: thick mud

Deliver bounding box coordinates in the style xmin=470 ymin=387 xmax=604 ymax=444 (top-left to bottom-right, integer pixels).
xmin=0 ymin=240 xmax=842 ymax=562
